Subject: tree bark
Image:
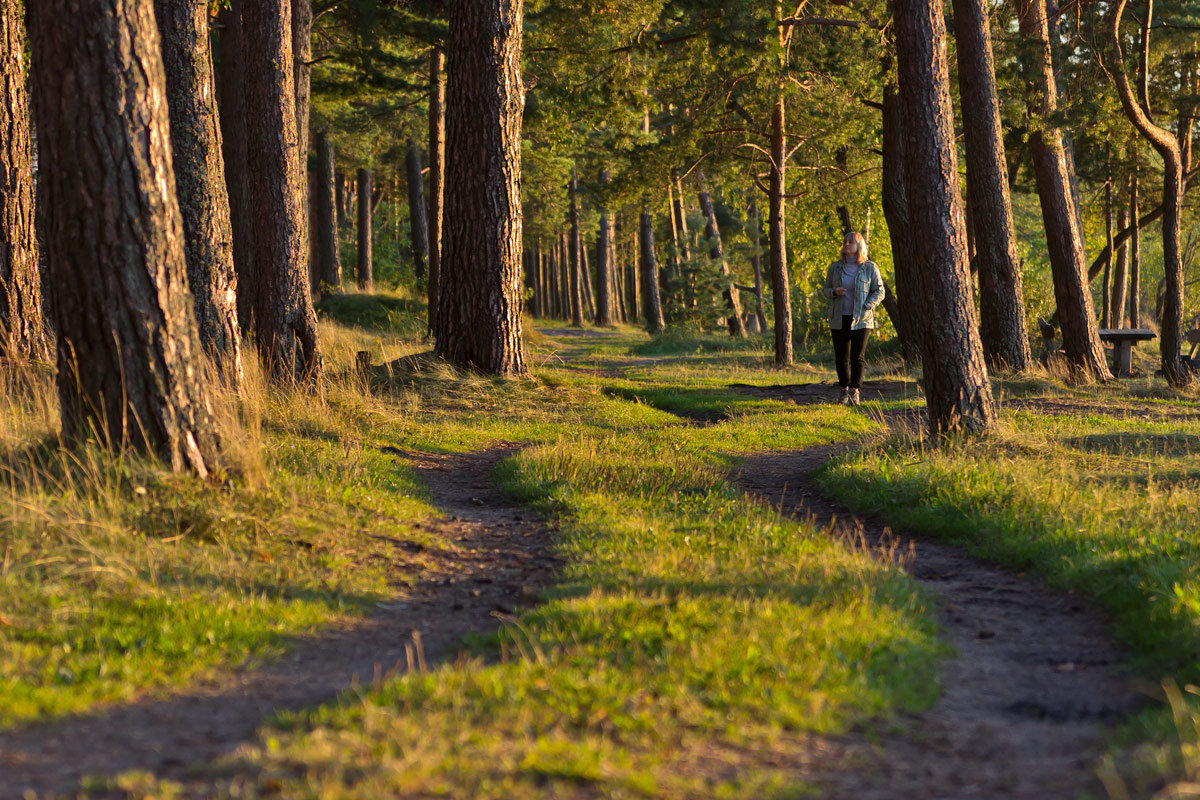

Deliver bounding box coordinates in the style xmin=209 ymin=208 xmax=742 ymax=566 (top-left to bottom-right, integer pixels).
xmin=639 ymin=204 xmax=665 ymax=334
xmin=292 ymin=0 xmax=311 ymax=290
xmin=215 ymin=2 xmax=254 ymax=333
xmin=1103 ymin=174 xmax=1113 ymax=328
xmin=880 ymin=81 xmax=921 ymax=365
xmin=595 ymin=170 xmax=614 ymax=326
xmin=435 ymin=0 xmax=526 ymax=374
xmin=697 ymin=174 xmax=747 ymax=337
xmin=895 ymin=0 xmax=996 ymax=434
xmin=671 ymin=170 xmax=690 ymax=262
xmin=952 ymin=0 xmax=1031 ymax=371
xmin=568 ymin=168 xmax=584 ymax=326
xmin=769 ymin=93 xmax=792 ymax=365
xmin=1108 ymin=0 xmax=1187 ymax=385
xmin=156 ymin=0 xmax=243 ymax=385
xmin=28 ymin=0 xmax=219 ymax=474
xmin=581 ymin=226 xmax=596 ymax=320
xmin=356 ymin=168 xmax=373 ymax=291
xmin=427 ymin=47 xmax=445 ymax=335
xmin=335 ymin=169 xmax=347 ymax=228
xmin=1016 ymin=0 xmax=1111 ymax=379
xmin=242 ymin=0 xmax=322 ymax=383
xmin=0 ymin=0 xmax=47 ymax=361
xmin=406 ymin=140 xmax=430 ymax=281
xmin=313 ymin=128 xmax=340 ymax=293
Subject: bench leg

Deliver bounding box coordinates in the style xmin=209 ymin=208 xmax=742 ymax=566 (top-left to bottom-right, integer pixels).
xmin=1114 ymin=341 xmax=1133 ymax=377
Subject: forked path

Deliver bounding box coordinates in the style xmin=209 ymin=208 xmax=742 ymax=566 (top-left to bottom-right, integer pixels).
xmin=0 ymin=447 xmax=558 ymax=800
xmin=736 ymin=444 xmax=1141 ymax=798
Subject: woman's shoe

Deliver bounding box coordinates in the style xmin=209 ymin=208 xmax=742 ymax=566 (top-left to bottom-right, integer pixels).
xmin=838 ymin=387 xmax=850 ymax=405
xmin=849 ymin=388 xmax=861 ymax=406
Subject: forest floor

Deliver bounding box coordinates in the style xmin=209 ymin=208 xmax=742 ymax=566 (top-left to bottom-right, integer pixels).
xmin=2 ymin=291 xmax=1200 ymax=798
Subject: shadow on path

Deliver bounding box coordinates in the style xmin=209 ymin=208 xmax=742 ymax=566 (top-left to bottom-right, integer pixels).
xmin=0 ymin=447 xmax=559 ymax=800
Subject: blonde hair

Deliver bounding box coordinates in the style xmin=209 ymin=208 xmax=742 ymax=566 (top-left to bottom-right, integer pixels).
xmin=842 ymin=231 xmax=868 ymax=264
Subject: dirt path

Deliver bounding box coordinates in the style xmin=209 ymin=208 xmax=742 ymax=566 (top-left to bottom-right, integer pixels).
xmin=0 ymin=447 xmax=559 ymax=800
xmin=736 ymin=445 xmax=1141 ymax=799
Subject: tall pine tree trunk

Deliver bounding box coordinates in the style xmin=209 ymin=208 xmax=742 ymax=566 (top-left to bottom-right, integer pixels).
xmin=0 ymin=0 xmax=47 ymax=361
xmin=639 ymin=204 xmax=665 ymax=334
xmin=881 ymin=81 xmax=921 ymax=365
xmin=769 ymin=94 xmax=792 ymax=365
xmin=1103 ymin=174 xmax=1114 ymax=328
xmin=952 ymin=0 xmax=1031 ymax=371
xmin=406 ymin=140 xmax=430 ymax=281
xmin=896 ymin=0 xmax=996 ymax=434
xmin=313 ymin=129 xmax=340 ymax=293
xmin=1111 ymin=200 xmax=1129 ymax=328
xmin=356 ymin=168 xmax=373 ymax=291
xmin=748 ymin=200 xmax=768 ymax=333
xmin=216 ymin=2 xmax=254 ymax=334
xmin=581 ymin=231 xmax=596 ymax=320
xmin=156 ymin=0 xmax=243 ymax=385
xmin=435 ymin=0 xmax=526 ymax=374
xmin=1130 ymin=167 xmax=1141 ymax=326
xmin=292 ymin=0 xmax=311 ymax=290
xmin=595 ymin=170 xmax=614 ymax=325
xmin=568 ymin=168 xmax=584 ymax=326
xmin=427 ymin=47 xmax=445 ymax=336
xmin=1109 ymin=0 xmax=1187 ymax=385
xmin=697 ymin=175 xmax=747 ymax=337
xmin=1017 ymin=0 xmax=1111 ymax=379
xmin=242 ymin=0 xmax=322 ymax=382
xmin=28 ymin=0 xmax=218 ymax=474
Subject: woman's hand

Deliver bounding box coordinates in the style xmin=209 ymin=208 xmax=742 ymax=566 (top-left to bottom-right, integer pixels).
xmin=832 ymin=288 xmax=846 ymax=297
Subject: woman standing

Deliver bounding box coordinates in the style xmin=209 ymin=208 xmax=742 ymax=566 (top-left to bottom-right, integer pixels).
xmin=822 ymin=231 xmax=885 ymax=405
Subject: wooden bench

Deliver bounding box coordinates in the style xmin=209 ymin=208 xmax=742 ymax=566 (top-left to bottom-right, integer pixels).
xmin=1098 ymin=328 xmax=1155 ymax=377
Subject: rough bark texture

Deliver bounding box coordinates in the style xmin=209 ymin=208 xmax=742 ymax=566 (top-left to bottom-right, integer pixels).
xmin=356 ymin=168 xmax=373 ymax=291
xmin=313 ymin=129 xmax=340 ymax=293
xmin=0 ymin=0 xmax=47 ymax=361
xmin=242 ymin=0 xmax=322 ymax=383
xmin=639 ymin=206 xmax=665 ymax=334
xmin=292 ymin=0 xmax=311 ymax=289
xmin=1109 ymin=0 xmax=1187 ymax=385
xmin=1017 ymin=0 xmax=1111 ymax=379
xmin=1111 ymin=201 xmax=1129 ymax=328
xmin=427 ymin=47 xmax=445 ymax=336
xmin=952 ymin=0 xmax=1031 ymax=371
xmin=155 ymin=0 xmax=243 ymax=385
xmin=435 ymin=0 xmax=526 ymax=374
xmin=216 ymin=2 xmax=254 ymax=333
xmin=1102 ymin=176 xmax=1113 ymax=328
xmin=880 ymin=82 xmax=921 ymax=365
xmin=895 ymin=0 xmax=996 ymax=434
xmin=27 ymin=0 xmax=219 ymax=473
xmin=697 ymin=176 xmax=747 ymax=338
xmin=568 ymin=169 xmax=584 ymax=326
xmin=404 ymin=140 xmax=430 ymax=281
xmin=769 ymin=94 xmax=792 ymax=365
xmin=595 ymin=170 xmax=614 ymax=326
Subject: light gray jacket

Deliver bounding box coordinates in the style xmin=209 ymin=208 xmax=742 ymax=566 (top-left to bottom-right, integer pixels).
xmin=822 ymin=259 xmax=885 ymax=331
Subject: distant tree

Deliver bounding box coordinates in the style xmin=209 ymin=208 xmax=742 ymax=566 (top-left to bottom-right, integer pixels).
xmin=27 ymin=0 xmax=219 ymax=474
xmin=406 ymin=140 xmax=430 ymax=281
xmin=951 ymin=0 xmax=1031 ymax=371
xmin=0 ymin=0 xmax=47 ymax=361
xmin=1108 ymin=0 xmax=1190 ymax=386
xmin=595 ymin=170 xmax=614 ymax=326
xmin=215 ymin=2 xmax=254 ymax=333
xmin=242 ymin=0 xmax=322 ymax=382
xmin=435 ymin=0 xmax=526 ymax=374
xmin=155 ymin=0 xmax=244 ymax=386
xmin=568 ymin=167 xmax=585 ymax=326
xmin=697 ymin=174 xmax=747 ymax=338
xmin=1016 ymin=0 xmax=1111 ymax=379
xmin=427 ymin=47 xmax=446 ymax=336
xmin=895 ymin=0 xmax=996 ymax=434
xmin=639 ymin=201 xmax=665 ymax=335
xmin=313 ymin=128 xmax=341 ymax=292
xmin=880 ymin=80 xmax=921 ymax=366
xmin=357 ymin=168 xmax=373 ymax=291
xmin=767 ymin=92 xmax=792 ymax=365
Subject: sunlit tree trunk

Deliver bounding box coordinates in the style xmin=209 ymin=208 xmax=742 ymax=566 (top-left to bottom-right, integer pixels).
xmin=896 ymin=0 xmax=996 ymax=434
xmin=28 ymin=0 xmax=219 ymax=473
xmin=356 ymin=168 xmax=372 ymax=291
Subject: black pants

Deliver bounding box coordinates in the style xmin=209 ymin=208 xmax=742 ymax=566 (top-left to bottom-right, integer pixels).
xmin=831 ymin=316 xmax=869 ymax=389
